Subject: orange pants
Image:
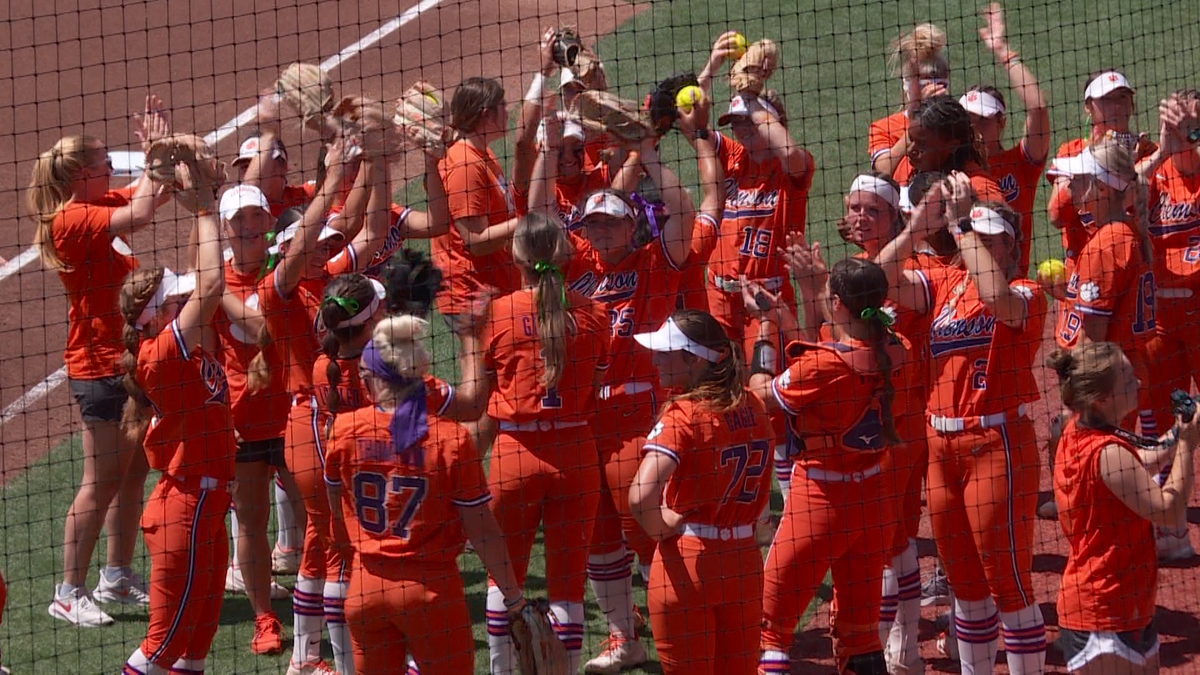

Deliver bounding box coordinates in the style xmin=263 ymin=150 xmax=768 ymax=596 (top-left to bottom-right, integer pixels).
xmin=488 ymin=426 xmax=601 ymax=601
xmin=925 ymin=417 xmax=1038 ymax=612
xmin=1143 ymin=296 xmax=1200 ymax=433
xmin=139 ymin=476 xmax=231 ymax=667
xmin=762 ymin=467 xmax=897 ymax=659
xmin=347 ymin=556 xmax=473 ymax=674
xmin=591 ymin=390 xmax=660 ymax=563
xmin=287 ymin=399 xmax=346 ymax=581
xmin=649 ymin=535 xmax=763 ymax=674
xmin=886 ymin=434 xmax=929 ymax=557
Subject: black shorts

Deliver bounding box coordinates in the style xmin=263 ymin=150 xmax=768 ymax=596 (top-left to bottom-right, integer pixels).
xmin=69 ymin=376 xmax=129 ymax=423
xmin=236 ymin=438 xmax=285 ymax=466
xmin=1059 ymin=624 xmax=1159 ymax=671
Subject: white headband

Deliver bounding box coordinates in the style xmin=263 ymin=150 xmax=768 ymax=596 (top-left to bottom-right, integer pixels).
xmin=1050 ymin=148 xmax=1131 ymax=191
xmin=135 ymin=268 xmax=197 ymax=330
xmin=959 ymin=90 xmax=1006 ymax=118
xmin=633 ymin=317 xmax=724 ymax=363
xmin=333 ymin=278 xmax=386 ymax=328
xmin=849 ymin=175 xmax=900 ymax=210
xmin=968 ymin=206 xmax=1016 ymax=238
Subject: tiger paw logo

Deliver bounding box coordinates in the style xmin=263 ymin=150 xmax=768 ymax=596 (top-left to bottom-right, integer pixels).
xmin=1078 ymin=281 xmax=1101 ymax=304
xmin=998 ymin=173 xmax=1019 ymax=202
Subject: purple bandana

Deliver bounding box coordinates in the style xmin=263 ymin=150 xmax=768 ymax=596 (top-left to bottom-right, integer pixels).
xmin=361 ymin=340 xmax=427 ymax=465
xmin=629 ymin=191 xmax=664 ymax=239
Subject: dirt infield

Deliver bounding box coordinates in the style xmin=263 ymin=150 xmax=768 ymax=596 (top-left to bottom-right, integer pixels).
xmin=0 ymin=0 xmax=643 ymax=481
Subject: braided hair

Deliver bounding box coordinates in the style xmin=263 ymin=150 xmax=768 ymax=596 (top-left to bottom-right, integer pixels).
xmin=912 ymin=95 xmax=987 ymax=172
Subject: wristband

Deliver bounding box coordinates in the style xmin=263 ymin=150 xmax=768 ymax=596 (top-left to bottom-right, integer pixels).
xmin=503 ymin=592 xmax=525 ymax=609
xmin=194 ymin=207 xmax=214 ymax=217
xmin=750 ymin=340 xmax=779 ymax=377
xmin=525 ymin=74 xmax=545 ymax=104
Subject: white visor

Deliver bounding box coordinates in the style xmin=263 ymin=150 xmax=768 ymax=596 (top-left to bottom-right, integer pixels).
xmin=581 ymin=192 xmax=635 ymax=221
xmin=959 ymin=90 xmax=1006 ymax=118
xmin=718 ymin=95 xmax=781 ymax=126
xmin=232 ymin=135 xmax=286 ymax=166
xmin=968 ymin=206 xmax=1016 ymax=238
xmin=1050 ymin=148 xmax=1130 ymax=191
xmin=535 ymin=114 xmax=586 ymax=148
xmin=849 ymin=175 xmax=900 ymax=211
xmin=1085 ymin=71 xmax=1134 ymax=101
xmin=634 ymin=317 xmax=724 ymax=363
xmin=335 ymin=278 xmax=387 ymax=328
xmin=109 ymin=151 xmax=145 ymax=178
xmin=135 ymin=268 xmax=197 ymax=329
xmin=219 ymin=184 xmax=272 ymax=221
xmin=269 ymin=220 xmax=345 ymax=255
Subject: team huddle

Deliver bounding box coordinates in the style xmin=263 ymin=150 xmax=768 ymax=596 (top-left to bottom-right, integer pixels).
xmin=18 ymin=3 xmax=1200 ymax=675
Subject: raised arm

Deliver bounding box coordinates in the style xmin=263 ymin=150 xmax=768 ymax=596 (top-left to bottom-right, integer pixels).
xmin=697 ymin=31 xmax=740 ymax=96
xmin=172 ymin=163 xmax=224 ymax=353
xmin=399 ymin=153 xmax=452 ymax=239
xmin=874 ymin=183 xmax=953 ymax=314
xmin=273 ymin=139 xmax=346 ymax=297
xmin=1100 ymin=415 xmax=1197 ymax=528
xmin=639 ymin=139 xmax=695 ymax=267
xmin=980 ymin=3 xmax=1050 ymax=163
xmin=743 ymin=96 xmax=812 ymax=179
xmin=512 ymin=27 xmax=560 ymax=194
xmin=957 ymin=230 xmax=1027 ymax=328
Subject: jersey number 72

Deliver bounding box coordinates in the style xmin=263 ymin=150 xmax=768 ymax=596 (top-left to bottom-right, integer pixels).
xmin=720 ymin=440 xmax=771 ymax=504
xmin=352 ymin=472 xmax=428 ymax=539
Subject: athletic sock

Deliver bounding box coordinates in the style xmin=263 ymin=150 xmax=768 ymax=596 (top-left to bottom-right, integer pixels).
xmin=486 ymin=585 xmax=517 ymax=675
xmin=274 ymin=478 xmax=298 ymax=551
xmin=954 ymin=597 xmax=999 ymax=675
xmin=324 ymin=579 xmax=353 ymax=675
xmin=759 ymin=649 xmax=790 ymax=673
xmin=291 ymin=575 xmax=325 ymax=665
xmin=774 ymin=443 xmax=792 ymax=505
xmin=879 ymin=565 xmax=898 ymax=648
xmin=123 ymin=649 xmax=166 ymax=675
xmin=548 ymin=601 xmax=585 ymax=673
xmin=888 ymin=541 xmax=922 ymax=666
xmin=1001 ymin=604 xmax=1047 ymax=675
xmin=229 ymin=509 xmax=240 ymax=568
xmin=169 ymin=658 xmax=205 ymax=674
xmin=587 ymin=548 xmax=637 ymax=639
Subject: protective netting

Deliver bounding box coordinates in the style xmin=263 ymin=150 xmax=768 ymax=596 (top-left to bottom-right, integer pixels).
xmin=2 ymin=0 xmax=1200 ymax=673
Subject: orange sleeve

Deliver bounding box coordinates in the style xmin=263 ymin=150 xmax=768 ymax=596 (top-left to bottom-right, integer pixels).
xmin=1048 ymin=182 xmax=1080 ymax=231
xmin=323 ymin=245 xmax=358 ymax=275
xmin=868 ymin=116 xmax=897 ymax=160
xmin=441 ymin=153 xmax=493 ymax=221
xmin=448 ymin=426 xmax=491 ymax=507
xmin=1072 ymin=228 xmax=1130 ymax=318
xmin=769 ymin=351 xmax=842 ymax=418
xmin=969 ymin=175 xmax=1006 ymax=204
xmin=324 ymin=418 xmax=347 ymax=487
xmin=643 ymin=403 xmax=693 ymax=467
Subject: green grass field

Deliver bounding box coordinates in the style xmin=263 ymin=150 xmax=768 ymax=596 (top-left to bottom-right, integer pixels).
xmin=3 ymin=0 xmax=1193 ymax=672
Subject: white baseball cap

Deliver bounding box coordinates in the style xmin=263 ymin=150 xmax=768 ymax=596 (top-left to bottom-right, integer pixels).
xmin=1085 ymin=71 xmax=1134 ymax=101
xmin=1049 ymin=147 xmax=1131 ymax=191
xmin=269 ymin=219 xmax=346 ymax=255
xmin=959 ymin=90 xmax=1006 ymax=118
xmin=232 ymin=134 xmax=287 ymax=167
xmin=135 ymin=268 xmax=198 ymax=329
xmin=535 ymin=114 xmax=586 ymax=148
xmin=967 ymin=206 xmax=1016 ymax=238
xmin=219 ymin=184 xmax=272 ymax=221
xmin=718 ymin=95 xmax=781 ymax=126
xmin=580 ymin=192 xmax=635 ymax=221
xmin=634 ymin=316 xmax=724 ymax=362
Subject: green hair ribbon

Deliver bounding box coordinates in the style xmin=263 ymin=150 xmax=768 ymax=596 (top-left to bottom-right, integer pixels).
xmin=860 ymin=306 xmax=896 ymax=335
xmin=326 ymin=296 xmax=361 ymax=314
xmin=531 ymin=260 xmax=569 ymax=310
xmin=258 ymin=231 xmax=279 ymax=282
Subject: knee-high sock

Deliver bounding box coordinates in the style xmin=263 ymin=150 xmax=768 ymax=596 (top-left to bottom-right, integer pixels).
xmin=275 ymin=477 xmax=299 ymax=551
xmin=774 ymin=443 xmax=792 ymax=506
xmin=324 ymin=579 xmax=353 ymax=675
xmin=880 ymin=565 xmax=898 ymax=648
xmin=486 ymin=585 xmax=517 ymax=675
xmin=759 ymin=649 xmax=790 ymax=674
xmin=122 ymin=649 xmax=168 ymax=675
xmin=954 ymin=597 xmax=999 ymax=675
xmin=887 ymin=541 xmax=921 ymax=665
xmin=1001 ymin=604 xmax=1046 ymax=675
xmin=170 ymin=658 xmax=206 ymax=674
xmin=588 ymin=547 xmax=637 ymax=638
xmin=292 ymin=575 xmax=325 ymax=665
xmin=548 ymin=601 xmax=585 ymax=673
xmin=229 ymin=509 xmax=240 ymax=569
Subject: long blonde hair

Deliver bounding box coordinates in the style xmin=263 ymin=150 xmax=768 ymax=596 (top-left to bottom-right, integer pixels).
xmin=117 ymin=268 xmax=164 ymax=446
xmin=668 ymin=310 xmax=745 ymax=412
xmin=1090 ymin=135 xmax=1152 ymax=265
xmin=889 ymin=23 xmax=949 ymax=80
xmin=370 ymin=315 xmax=431 ymax=404
xmin=28 ymin=135 xmax=106 ymax=271
xmin=512 ymin=211 xmax=574 ymax=389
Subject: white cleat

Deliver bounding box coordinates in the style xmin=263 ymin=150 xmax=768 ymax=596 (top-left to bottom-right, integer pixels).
xmin=48 ymin=585 xmax=114 ymax=627
xmin=92 ymin=572 xmax=150 ymax=606
xmin=1157 ymin=529 xmax=1195 ymax=562
xmin=286 ymin=659 xmax=338 ymax=675
xmin=226 ymin=566 xmax=292 ymax=599
xmin=272 ymin=544 xmax=301 ymax=575
xmin=937 ymin=631 xmax=959 ymax=661
xmin=584 ymin=633 xmax=648 ymax=673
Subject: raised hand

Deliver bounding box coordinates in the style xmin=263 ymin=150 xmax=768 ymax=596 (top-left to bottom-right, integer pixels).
xmin=979 ymin=3 xmax=1008 ymax=55
xmin=133 ymin=94 xmax=171 ymax=153
xmin=781 ymin=232 xmax=828 ymax=292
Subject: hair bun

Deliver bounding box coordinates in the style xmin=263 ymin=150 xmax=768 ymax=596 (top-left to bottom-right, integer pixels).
xmin=372 ymin=315 xmax=431 ymax=380
xmin=1045 ymin=349 xmax=1076 ymax=379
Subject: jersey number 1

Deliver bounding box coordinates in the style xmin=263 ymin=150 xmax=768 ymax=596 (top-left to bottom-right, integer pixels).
xmin=352 ymin=472 xmax=428 ymax=539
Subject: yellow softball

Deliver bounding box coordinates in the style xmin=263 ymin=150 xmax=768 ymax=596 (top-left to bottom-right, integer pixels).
xmin=732 ymin=33 xmax=748 ymax=59
xmin=1037 ymin=258 xmax=1067 ymax=285
xmin=675 ymin=85 xmax=705 ymax=114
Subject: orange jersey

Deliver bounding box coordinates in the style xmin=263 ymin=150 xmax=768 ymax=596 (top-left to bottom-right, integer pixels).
xmin=921 ymin=265 xmax=1046 ymax=418
xmin=137 ymin=320 xmax=236 ymax=480
xmin=1148 ymin=158 xmax=1200 ymax=289
xmin=324 ymin=407 xmax=491 ymax=566
xmin=51 ymin=187 xmax=139 ymax=379
xmin=258 ymin=270 xmax=325 ymax=397
xmin=312 ymin=356 xmax=455 ymax=426
xmin=271 ymin=183 xmax=317 ymax=219
xmin=1055 ymin=221 xmax=1155 ymax=357
xmin=483 ymin=289 xmax=610 ymax=423
xmin=642 ymin=391 xmax=775 ymax=528
xmin=770 ymin=336 xmax=919 ymax=475
xmin=868 ymin=111 xmax=908 ymax=163
xmin=677 ymin=217 xmax=720 ymax=311
xmin=1054 ymin=418 xmax=1156 ymax=632
xmin=567 ymin=229 xmax=692 ymax=385
xmin=710 ymin=132 xmax=814 ymax=282
xmin=894 ymin=160 xmax=1007 ymax=204
xmin=214 ymin=261 xmax=290 ymax=441
xmin=359 ymin=204 xmax=413 ymax=279
xmin=987 ymin=143 xmax=1047 ymax=272
xmin=434 ymin=140 xmax=520 ymax=316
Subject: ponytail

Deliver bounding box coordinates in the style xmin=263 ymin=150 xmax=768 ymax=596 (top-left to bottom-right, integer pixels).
xmin=317 ymin=273 xmax=381 ymax=412
xmin=246 ymin=326 xmax=273 ymax=393
xmin=859 ymin=308 xmax=900 ymax=445
xmin=829 ymin=258 xmax=899 ymax=444
xmin=512 ymin=211 xmax=575 ymax=390
xmin=28 ymin=135 xmax=104 ymax=271
xmin=117 ymin=267 xmax=166 ymax=446
xmin=321 ymin=329 xmax=345 ymax=416
xmin=669 ymin=310 xmax=746 ymax=412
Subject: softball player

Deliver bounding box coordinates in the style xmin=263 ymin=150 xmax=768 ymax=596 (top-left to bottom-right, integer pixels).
xmin=877 ymin=176 xmax=1048 ymax=675
xmin=896 ymin=95 xmax=1007 ymax=204
xmin=964 ymin=3 xmax=1051 ymax=274
xmin=30 ymin=102 xmax=172 ymax=625
xmin=118 ymin=164 xmax=232 ymax=675
xmin=750 ymin=257 xmax=919 ymax=675
xmin=324 ymin=316 xmax=526 ymax=674
xmin=627 ymin=309 xmax=773 ymax=674
xmin=1049 ymin=342 xmax=1197 ymax=675
xmin=481 ymin=211 xmax=611 ymax=675
xmin=869 ymin=23 xmax=950 ymax=176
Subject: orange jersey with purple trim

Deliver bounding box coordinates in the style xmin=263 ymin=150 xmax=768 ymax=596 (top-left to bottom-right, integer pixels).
xmin=642 ymin=391 xmax=775 ymax=528
xmin=770 ymin=336 xmax=919 ymax=474
xmin=258 ymin=270 xmax=325 ymax=397
xmin=920 ymin=265 xmax=1046 ymax=418
xmin=324 ymin=408 xmax=490 ymax=566
xmin=677 ymin=217 xmax=720 ymax=311
xmin=868 ymin=111 xmax=908 ymax=162
xmin=987 ymin=143 xmax=1047 ymax=272
xmin=312 ymin=356 xmax=455 ymax=429
xmin=215 ymin=261 xmax=290 ymax=441
xmin=1148 ymin=158 xmax=1200 ymax=289
xmin=270 ymin=183 xmax=317 ymax=219
xmin=1055 ymin=221 xmax=1155 ymax=356
xmin=483 ymin=289 xmax=610 ymax=423
xmin=710 ymin=132 xmax=814 ymax=282
xmin=566 ymin=230 xmax=692 ymax=386
xmin=138 ymin=321 xmax=236 ymax=480
xmin=357 ymin=204 xmax=414 ymax=279
xmin=1054 ymin=418 xmax=1156 ymax=632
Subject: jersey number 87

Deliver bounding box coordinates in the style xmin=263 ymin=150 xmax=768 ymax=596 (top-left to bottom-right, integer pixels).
xmin=353 ymin=471 xmax=429 ymax=539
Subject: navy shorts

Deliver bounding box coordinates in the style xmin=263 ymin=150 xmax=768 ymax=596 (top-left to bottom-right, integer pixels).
xmin=236 ymin=438 xmax=285 ymax=466
xmin=68 ymin=376 xmax=129 ymax=423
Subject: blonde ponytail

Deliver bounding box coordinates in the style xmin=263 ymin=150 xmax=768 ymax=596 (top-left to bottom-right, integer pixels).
xmin=890 ymin=23 xmax=949 ymax=79
xmin=512 ymin=211 xmax=575 ymax=389
xmin=28 ymin=136 xmax=104 ymax=271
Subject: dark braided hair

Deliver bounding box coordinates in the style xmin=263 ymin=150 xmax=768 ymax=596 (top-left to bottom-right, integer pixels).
xmin=381 ymin=248 xmax=444 ymax=317
xmin=318 ymin=273 xmax=379 ymax=416
xmin=829 ymin=257 xmax=899 ymax=444
xmin=913 ymin=95 xmax=987 ymax=172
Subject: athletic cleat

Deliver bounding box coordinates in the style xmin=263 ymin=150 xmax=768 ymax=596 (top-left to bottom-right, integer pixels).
xmin=1157 ymin=529 xmax=1195 ymax=562
xmin=251 ymin=612 xmax=285 ymax=655
xmin=937 ymin=631 xmax=959 ymax=661
xmin=226 ymin=566 xmax=292 ymax=599
xmin=272 ymin=544 xmax=301 ymax=575
xmin=285 ymin=659 xmax=338 ymax=675
xmin=48 ymin=585 xmax=114 ymax=627
xmin=920 ymin=569 xmax=950 ymax=607
xmin=92 ymin=572 xmax=150 ymax=606
xmin=1037 ymin=499 xmax=1059 ymax=520
xmin=633 ymin=605 xmax=646 ymax=634
xmin=584 ymin=633 xmax=648 ymax=673
xmin=885 ymin=652 xmax=924 ymax=675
